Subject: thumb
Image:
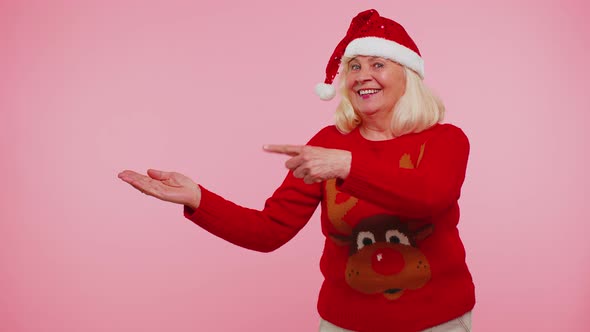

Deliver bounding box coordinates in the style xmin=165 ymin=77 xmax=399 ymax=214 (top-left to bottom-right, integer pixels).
xmin=147 ymin=169 xmax=170 ymax=180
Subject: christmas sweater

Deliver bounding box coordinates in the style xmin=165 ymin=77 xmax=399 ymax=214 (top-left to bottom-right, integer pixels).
xmin=184 ymin=123 xmax=475 ymax=331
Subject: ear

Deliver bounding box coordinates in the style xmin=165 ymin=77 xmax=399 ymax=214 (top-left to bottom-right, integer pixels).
xmin=413 ymin=224 xmax=434 ymax=242
xmin=329 ymin=233 xmax=352 ymax=247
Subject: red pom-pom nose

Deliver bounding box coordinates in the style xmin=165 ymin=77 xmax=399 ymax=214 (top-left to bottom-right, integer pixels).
xmin=371 ymin=248 xmax=405 ymax=275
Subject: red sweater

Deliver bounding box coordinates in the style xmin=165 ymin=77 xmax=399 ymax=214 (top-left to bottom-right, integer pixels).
xmin=184 ymin=124 xmax=475 ymax=331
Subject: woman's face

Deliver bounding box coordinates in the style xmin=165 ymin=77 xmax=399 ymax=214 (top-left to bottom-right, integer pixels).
xmin=345 ymin=56 xmax=406 ymax=118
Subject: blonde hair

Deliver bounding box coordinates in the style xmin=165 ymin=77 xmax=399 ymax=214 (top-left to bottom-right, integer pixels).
xmin=334 ymin=64 xmax=445 ymax=137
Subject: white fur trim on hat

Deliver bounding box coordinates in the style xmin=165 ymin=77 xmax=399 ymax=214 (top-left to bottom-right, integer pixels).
xmin=315 ymin=83 xmax=336 ymax=101
xmin=344 ymin=37 xmax=424 ymax=78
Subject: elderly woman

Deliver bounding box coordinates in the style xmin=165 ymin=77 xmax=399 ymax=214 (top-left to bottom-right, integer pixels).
xmin=119 ymin=9 xmax=475 ymax=332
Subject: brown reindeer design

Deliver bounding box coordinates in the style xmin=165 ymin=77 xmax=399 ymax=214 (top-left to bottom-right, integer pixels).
xmin=325 ymin=179 xmax=433 ymax=300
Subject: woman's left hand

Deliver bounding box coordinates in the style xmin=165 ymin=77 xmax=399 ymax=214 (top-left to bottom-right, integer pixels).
xmin=264 ymin=145 xmax=351 ymax=184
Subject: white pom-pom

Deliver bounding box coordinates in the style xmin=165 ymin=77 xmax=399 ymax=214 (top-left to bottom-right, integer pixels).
xmin=315 ymin=83 xmax=336 ymax=101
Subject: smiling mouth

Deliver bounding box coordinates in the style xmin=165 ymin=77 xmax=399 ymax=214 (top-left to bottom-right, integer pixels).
xmin=358 ymin=89 xmax=381 ymax=96
xmin=383 ymin=288 xmax=404 ymax=300
xmin=384 ymin=288 xmax=401 ymax=294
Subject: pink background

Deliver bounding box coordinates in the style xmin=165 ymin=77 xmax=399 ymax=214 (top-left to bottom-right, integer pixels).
xmin=2 ymin=0 xmax=588 ymax=331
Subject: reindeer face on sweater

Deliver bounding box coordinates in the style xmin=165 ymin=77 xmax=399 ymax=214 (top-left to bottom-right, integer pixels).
xmin=345 ymin=214 xmax=433 ymax=300
xmin=325 ymin=179 xmax=433 ymax=300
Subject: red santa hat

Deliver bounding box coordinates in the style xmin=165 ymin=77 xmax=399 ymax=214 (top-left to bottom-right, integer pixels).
xmin=315 ymin=9 xmax=424 ymax=101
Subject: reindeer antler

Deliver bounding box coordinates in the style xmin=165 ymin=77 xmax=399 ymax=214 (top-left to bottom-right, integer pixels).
xmin=325 ymin=179 xmax=357 ymax=235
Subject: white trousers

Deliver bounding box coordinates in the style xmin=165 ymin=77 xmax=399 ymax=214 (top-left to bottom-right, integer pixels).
xmin=319 ymin=311 xmax=472 ymax=332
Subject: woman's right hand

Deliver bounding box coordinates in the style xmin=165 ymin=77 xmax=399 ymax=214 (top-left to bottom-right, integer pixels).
xmin=118 ymin=169 xmax=201 ymax=210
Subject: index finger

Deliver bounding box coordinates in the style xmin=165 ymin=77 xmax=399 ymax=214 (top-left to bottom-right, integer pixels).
xmin=263 ymin=144 xmax=303 ymax=156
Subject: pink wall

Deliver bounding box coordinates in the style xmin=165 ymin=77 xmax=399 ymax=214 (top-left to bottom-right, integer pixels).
xmin=2 ymin=0 xmax=588 ymax=331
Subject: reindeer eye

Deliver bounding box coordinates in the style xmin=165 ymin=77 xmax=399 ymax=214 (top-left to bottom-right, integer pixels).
xmin=356 ymin=231 xmax=376 ymax=250
xmin=385 ymin=230 xmax=410 ymax=246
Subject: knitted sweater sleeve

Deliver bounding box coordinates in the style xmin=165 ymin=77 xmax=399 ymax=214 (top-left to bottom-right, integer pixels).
xmin=339 ymin=125 xmax=470 ymax=218
xmin=182 ymin=129 xmax=328 ymax=252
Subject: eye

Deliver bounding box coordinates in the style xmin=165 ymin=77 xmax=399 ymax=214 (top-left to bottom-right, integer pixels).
xmin=356 ymin=231 xmax=376 ymax=250
xmin=349 ymin=63 xmax=361 ymax=71
xmin=385 ymin=230 xmax=410 ymax=246
xmin=373 ymin=62 xmax=384 ymax=68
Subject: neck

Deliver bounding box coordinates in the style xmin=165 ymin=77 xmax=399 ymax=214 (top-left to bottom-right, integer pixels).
xmin=359 ymin=113 xmax=395 ymax=141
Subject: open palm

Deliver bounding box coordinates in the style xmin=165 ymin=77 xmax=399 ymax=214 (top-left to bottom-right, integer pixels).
xmin=118 ymin=169 xmax=201 ymax=209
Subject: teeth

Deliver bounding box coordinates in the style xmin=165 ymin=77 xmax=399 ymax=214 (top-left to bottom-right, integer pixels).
xmin=358 ymin=89 xmax=380 ymax=96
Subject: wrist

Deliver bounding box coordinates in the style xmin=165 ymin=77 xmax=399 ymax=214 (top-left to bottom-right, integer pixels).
xmin=186 ymin=185 xmax=202 ymax=210
xmin=340 ymin=151 xmax=352 ymax=179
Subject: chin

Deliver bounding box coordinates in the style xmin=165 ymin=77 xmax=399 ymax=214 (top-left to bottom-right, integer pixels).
xmin=357 ymin=108 xmax=380 ymax=116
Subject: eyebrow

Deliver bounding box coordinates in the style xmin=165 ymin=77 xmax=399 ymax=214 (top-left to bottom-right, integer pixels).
xmin=347 ymin=56 xmax=382 ymax=63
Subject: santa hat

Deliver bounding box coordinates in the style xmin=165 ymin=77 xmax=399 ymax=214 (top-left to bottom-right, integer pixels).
xmin=315 ymin=9 xmax=424 ymax=101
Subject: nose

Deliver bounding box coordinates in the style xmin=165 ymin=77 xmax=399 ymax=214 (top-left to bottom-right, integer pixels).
xmin=355 ymin=72 xmax=371 ymax=84
xmin=371 ymin=248 xmax=405 ymax=275
xmin=354 ymin=67 xmax=373 ymax=84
